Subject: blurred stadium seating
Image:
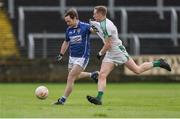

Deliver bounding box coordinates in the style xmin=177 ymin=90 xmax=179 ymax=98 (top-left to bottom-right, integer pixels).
xmin=2 ymin=0 xmax=180 ymax=58
xmin=0 ymin=8 xmax=19 ymax=59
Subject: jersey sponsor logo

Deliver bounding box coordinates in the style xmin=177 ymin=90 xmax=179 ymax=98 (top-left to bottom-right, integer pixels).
xmin=77 ymin=28 xmax=81 ymax=34
xmin=69 ymin=35 xmax=82 ymax=44
xmin=69 ymin=31 xmax=73 ymax=35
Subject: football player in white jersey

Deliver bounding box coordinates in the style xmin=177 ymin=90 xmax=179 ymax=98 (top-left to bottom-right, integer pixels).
xmin=87 ymin=6 xmax=172 ymax=105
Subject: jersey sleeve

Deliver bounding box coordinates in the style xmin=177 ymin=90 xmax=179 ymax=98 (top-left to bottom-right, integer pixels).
xmin=86 ymin=23 xmax=91 ymax=34
xmin=65 ymin=29 xmax=70 ymax=42
xmin=106 ymin=23 xmax=112 ymax=38
xmin=100 ymin=20 xmax=112 ymax=39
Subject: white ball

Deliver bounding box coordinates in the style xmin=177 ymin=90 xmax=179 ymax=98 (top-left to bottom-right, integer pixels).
xmin=35 ymin=86 xmax=49 ymax=100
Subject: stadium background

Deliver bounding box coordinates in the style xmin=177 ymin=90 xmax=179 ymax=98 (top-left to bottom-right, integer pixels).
xmin=0 ymin=0 xmax=180 ymax=82
xmin=1 ymin=0 xmax=180 ymax=118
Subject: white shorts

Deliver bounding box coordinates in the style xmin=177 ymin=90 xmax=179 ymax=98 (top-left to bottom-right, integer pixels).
xmin=68 ymin=56 xmax=89 ymax=70
xmin=103 ymin=45 xmax=130 ymax=66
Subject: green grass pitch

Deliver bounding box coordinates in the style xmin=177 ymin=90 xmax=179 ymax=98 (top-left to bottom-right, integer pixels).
xmin=0 ymin=83 xmax=180 ymax=118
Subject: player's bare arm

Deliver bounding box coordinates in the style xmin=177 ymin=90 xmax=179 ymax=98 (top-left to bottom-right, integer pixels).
xmin=60 ymin=40 xmax=69 ymax=55
xmin=99 ymin=37 xmax=112 ymax=55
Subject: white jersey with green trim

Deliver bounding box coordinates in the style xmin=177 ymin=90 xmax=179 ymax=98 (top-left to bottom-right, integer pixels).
xmin=90 ymin=18 xmax=122 ymax=52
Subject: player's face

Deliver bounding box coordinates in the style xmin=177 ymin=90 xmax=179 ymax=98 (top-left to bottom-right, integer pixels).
xmin=93 ymin=9 xmax=102 ymax=22
xmin=64 ymin=16 xmax=76 ymax=27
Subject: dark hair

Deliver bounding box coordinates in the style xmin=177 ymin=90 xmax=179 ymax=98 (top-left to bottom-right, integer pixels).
xmin=64 ymin=8 xmax=79 ymax=19
xmin=94 ymin=6 xmax=107 ymax=16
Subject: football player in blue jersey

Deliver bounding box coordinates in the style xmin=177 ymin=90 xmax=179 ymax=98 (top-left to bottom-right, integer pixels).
xmin=54 ymin=8 xmax=98 ymax=105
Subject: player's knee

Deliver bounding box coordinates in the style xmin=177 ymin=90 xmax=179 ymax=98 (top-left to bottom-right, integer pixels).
xmin=99 ymin=72 xmax=107 ymax=80
xmin=67 ymin=76 xmax=76 ymax=83
xmin=67 ymin=79 xmax=73 ymax=84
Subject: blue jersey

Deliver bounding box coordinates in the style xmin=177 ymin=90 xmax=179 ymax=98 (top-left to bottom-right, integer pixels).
xmin=65 ymin=21 xmax=91 ymax=58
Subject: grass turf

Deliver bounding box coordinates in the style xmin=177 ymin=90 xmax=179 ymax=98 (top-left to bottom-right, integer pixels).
xmin=0 ymin=83 xmax=180 ymax=118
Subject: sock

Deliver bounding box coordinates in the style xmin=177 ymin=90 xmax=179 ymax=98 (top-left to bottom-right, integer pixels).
xmin=59 ymin=96 xmax=67 ymax=103
xmin=96 ymin=91 xmax=104 ymax=101
xmin=90 ymin=72 xmax=93 ymax=78
xmin=153 ymin=60 xmax=160 ymax=67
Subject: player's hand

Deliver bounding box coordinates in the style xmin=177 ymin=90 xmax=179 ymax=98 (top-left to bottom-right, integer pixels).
xmin=97 ymin=52 xmax=102 ymax=60
xmin=89 ymin=19 xmax=99 ymax=32
xmin=56 ymin=53 xmax=63 ymax=62
xmin=91 ymin=25 xmax=99 ymax=32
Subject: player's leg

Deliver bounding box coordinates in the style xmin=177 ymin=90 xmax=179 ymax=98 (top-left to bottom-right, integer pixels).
xmin=125 ymin=57 xmax=153 ymax=74
xmin=125 ymin=57 xmax=171 ymax=75
xmin=54 ymin=64 xmax=83 ymax=105
xmin=87 ymin=62 xmax=114 ymax=105
xmin=73 ymin=57 xmax=99 ymax=82
xmin=63 ymin=64 xmax=83 ymax=97
xmin=77 ymin=71 xmax=99 ymax=83
xmin=77 ymin=72 xmax=90 ymax=79
xmin=98 ymin=62 xmax=114 ymax=92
